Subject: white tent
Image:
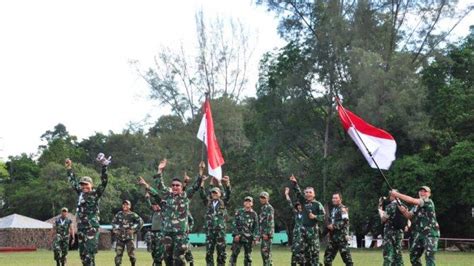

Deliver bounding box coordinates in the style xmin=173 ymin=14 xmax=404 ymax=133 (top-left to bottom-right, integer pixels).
xmin=0 ymin=213 xmax=52 ymax=229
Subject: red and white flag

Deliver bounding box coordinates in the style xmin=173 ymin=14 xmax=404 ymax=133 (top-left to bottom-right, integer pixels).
xmin=337 ymin=101 xmax=396 ymax=170
xmin=197 ymin=98 xmax=225 ymax=179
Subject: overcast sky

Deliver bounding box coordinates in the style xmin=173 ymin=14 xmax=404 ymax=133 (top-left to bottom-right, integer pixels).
xmin=0 ymin=0 xmax=472 ymax=160
xmin=0 ymin=0 xmax=284 ymax=159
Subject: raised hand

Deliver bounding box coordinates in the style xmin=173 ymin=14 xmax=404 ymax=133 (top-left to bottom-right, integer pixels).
xmin=183 ymin=171 xmax=191 ymax=184
xmin=138 ymin=176 xmax=150 ymax=189
xmin=65 ymin=158 xmax=72 ymax=169
xmin=199 ymin=161 xmax=206 ymax=176
xmin=284 ymin=187 xmax=290 ymax=196
xmin=96 ymin=153 xmax=112 ymax=166
xmin=222 ymin=175 xmax=230 ymax=186
xmin=157 ymin=159 xmax=167 ymax=174
xmin=289 ymin=174 xmax=297 ymax=183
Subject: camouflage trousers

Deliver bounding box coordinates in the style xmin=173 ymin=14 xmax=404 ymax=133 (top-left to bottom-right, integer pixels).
xmin=205 ymin=229 xmax=227 ymax=265
xmin=77 ymin=227 xmax=99 ymax=266
xmin=300 ymin=225 xmax=320 ymax=265
xmin=115 ymin=239 xmax=136 ymax=265
xmin=229 ymin=237 xmax=253 ymax=266
xmin=409 ymin=233 xmax=438 ymax=266
xmin=383 ymin=229 xmax=404 ymax=266
xmin=145 ymin=231 xmax=153 ymax=253
xmin=185 ymin=235 xmax=194 ymax=265
xmin=150 ymin=231 xmax=164 ymax=266
xmin=324 ymin=238 xmax=353 ymax=266
xmin=162 ymin=233 xmax=188 ymax=266
xmin=291 ymin=227 xmax=305 ymax=265
xmin=53 ymin=235 xmax=70 ymax=263
xmin=260 ymin=236 xmax=272 ymax=266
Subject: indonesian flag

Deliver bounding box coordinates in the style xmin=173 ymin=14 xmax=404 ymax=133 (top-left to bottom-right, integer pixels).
xmin=197 ymin=98 xmax=225 ymax=179
xmin=337 ymin=101 xmax=396 ymax=170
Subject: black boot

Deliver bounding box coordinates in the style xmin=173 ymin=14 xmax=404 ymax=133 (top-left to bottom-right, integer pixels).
xmin=56 ymin=260 xmax=61 ymax=266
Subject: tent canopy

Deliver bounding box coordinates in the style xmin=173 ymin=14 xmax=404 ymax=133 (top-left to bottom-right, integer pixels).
xmin=0 ymin=214 xmax=52 ymax=229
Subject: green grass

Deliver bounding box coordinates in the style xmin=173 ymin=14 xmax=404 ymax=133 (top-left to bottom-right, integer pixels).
xmin=0 ymin=246 xmax=473 ymax=265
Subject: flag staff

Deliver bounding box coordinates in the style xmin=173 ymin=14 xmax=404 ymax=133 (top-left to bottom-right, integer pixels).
xmin=335 ymin=96 xmax=394 ymax=190
xmin=200 ymin=92 xmax=210 ymax=162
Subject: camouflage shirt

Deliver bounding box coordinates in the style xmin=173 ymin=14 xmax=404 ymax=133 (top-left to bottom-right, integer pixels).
xmin=54 ymin=217 xmax=72 ymax=239
xmin=200 ymin=184 xmax=231 ymax=231
xmin=384 ymin=200 xmax=405 ymax=232
xmin=67 ymin=166 xmax=108 ymax=230
xmin=259 ymin=203 xmax=274 ymax=237
xmin=112 ymin=210 xmax=144 ymax=241
xmin=292 ymin=183 xmax=325 ymax=227
xmin=287 ymin=199 xmax=303 ymax=230
xmin=149 ymin=173 xmax=201 ymax=234
xmin=410 ymin=198 xmax=440 ymax=237
xmin=329 ymin=204 xmax=350 ymax=242
xmin=232 ymin=207 xmax=259 ymax=240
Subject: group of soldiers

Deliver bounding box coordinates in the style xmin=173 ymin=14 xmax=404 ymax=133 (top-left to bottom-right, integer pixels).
xmin=51 ymin=154 xmax=440 ymax=266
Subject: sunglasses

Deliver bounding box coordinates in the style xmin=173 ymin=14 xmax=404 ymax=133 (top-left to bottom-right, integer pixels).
xmin=260 ymin=196 xmax=266 ymax=199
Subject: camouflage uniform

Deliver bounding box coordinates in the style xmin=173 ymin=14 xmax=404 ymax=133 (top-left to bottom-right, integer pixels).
xmin=53 ymin=216 xmax=72 ymax=266
xmin=286 ymin=199 xmax=304 ymax=266
xmin=68 ymin=165 xmax=108 ymax=266
xmin=324 ymin=204 xmax=353 ymax=266
xmin=259 ymin=202 xmax=274 ymax=266
xmin=381 ymin=200 xmax=405 ymax=266
xmin=292 ymin=183 xmax=325 ymax=266
xmin=409 ymin=198 xmax=440 ymax=266
xmin=146 ymin=197 xmax=165 ymax=266
xmin=149 ymin=173 xmax=200 ymax=266
xmin=200 ymin=185 xmax=231 ymax=266
xmin=184 ymin=211 xmax=195 ymax=266
xmin=229 ymin=207 xmax=259 ymax=266
xmin=112 ymin=210 xmax=144 ymax=266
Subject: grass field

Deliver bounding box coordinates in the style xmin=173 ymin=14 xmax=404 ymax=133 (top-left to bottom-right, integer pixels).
xmin=0 ymin=246 xmax=473 ymax=266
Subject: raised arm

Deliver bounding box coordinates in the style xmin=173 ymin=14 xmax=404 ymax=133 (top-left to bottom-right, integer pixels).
xmin=284 ymin=187 xmax=297 ymax=214
xmin=95 ymin=165 xmax=108 ymax=197
xmin=185 ymin=161 xmax=206 ymax=199
xmin=222 ymin=176 xmax=231 ymax=204
xmin=153 ymin=159 xmax=170 ymax=195
xmin=390 ymin=190 xmax=421 ymax=206
xmin=65 ymin=159 xmax=81 ymax=194
xmin=290 ymin=175 xmax=305 ymax=204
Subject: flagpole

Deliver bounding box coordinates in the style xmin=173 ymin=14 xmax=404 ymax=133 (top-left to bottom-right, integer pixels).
xmin=201 ymin=92 xmax=210 ymax=162
xmin=335 ymin=97 xmax=394 ymax=190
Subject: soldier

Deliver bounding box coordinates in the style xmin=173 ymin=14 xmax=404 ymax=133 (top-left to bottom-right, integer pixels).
xmin=324 ymin=192 xmax=353 ymax=266
xmin=289 ymin=175 xmax=325 ymax=265
xmin=391 ymin=186 xmax=440 ymax=266
xmin=229 ymin=196 xmax=259 ymax=266
xmin=52 ymin=207 xmax=75 ymax=266
xmin=183 ymin=173 xmax=196 ymax=266
xmin=143 ymin=187 xmax=165 ymax=266
xmin=258 ymin=191 xmax=274 ymax=266
xmin=112 ymin=200 xmax=144 ymax=266
xmin=378 ymin=193 xmax=405 ymax=266
xmin=200 ymin=175 xmax=231 ymax=266
xmin=138 ymin=159 xmax=201 ymax=266
xmin=284 ymin=187 xmax=304 ymax=266
xmin=66 ymin=154 xmax=110 ymax=266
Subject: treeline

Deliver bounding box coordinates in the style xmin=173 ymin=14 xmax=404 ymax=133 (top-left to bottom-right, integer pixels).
xmin=0 ymin=1 xmax=473 ymax=240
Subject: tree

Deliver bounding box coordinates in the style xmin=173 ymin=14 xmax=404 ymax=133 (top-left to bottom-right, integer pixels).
xmin=134 ymin=11 xmax=255 ymax=120
xmin=38 ymin=123 xmax=86 ymax=166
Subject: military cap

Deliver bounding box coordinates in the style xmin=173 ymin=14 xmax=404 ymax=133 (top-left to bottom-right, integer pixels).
xmin=259 ymin=191 xmax=269 ymax=199
xmin=418 ymin=186 xmax=431 ymax=193
xmin=61 ymin=207 xmax=68 ymax=212
xmin=244 ymin=196 xmax=253 ymax=202
xmin=122 ymin=200 xmax=131 ymax=205
xmin=79 ymin=176 xmax=93 ymax=185
xmin=210 ymin=187 xmax=221 ymax=193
